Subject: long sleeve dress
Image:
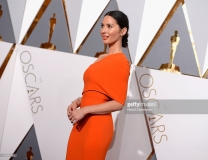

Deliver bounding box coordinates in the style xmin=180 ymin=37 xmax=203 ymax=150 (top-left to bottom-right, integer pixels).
xmin=66 ymin=52 xmax=130 ymax=160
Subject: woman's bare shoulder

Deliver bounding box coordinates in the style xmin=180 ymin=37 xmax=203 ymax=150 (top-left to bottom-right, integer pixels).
xmin=98 ymin=54 xmax=107 ymax=58
xmin=97 ymin=54 xmax=107 ymax=60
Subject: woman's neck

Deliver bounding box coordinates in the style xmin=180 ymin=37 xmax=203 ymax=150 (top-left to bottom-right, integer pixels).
xmin=107 ymin=41 xmax=123 ymax=55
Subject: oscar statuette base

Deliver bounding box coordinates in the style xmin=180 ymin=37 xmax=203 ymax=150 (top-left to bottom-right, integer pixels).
xmin=159 ymin=63 xmax=181 ymax=74
xmin=40 ymin=42 xmax=56 ymax=50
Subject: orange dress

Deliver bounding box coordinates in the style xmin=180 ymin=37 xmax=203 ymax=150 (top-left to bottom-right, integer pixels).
xmin=66 ymin=53 xmax=130 ymax=160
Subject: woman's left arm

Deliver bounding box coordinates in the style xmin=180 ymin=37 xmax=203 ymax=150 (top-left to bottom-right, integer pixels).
xmin=85 ymin=100 xmax=123 ymax=114
xmin=68 ymin=100 xmax=123 ymax=124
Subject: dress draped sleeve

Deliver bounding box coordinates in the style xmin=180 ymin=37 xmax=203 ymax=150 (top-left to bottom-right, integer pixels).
xmin=82 ymin=53 xmax=130 ymax=105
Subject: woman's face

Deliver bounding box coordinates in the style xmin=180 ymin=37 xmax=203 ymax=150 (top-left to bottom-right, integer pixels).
xmin=100 ymin=15 xmax=123 ymax=46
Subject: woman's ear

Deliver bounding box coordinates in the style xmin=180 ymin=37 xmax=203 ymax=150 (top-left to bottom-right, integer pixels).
xmin=121 ymin=27 xmax=127 ymax=36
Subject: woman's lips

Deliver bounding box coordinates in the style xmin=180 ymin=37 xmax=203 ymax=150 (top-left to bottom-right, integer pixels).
xmin=102 ymin=35 xmax=109 ymax=40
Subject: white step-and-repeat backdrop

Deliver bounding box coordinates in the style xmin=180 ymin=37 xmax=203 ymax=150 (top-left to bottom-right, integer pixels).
xmin=1 ymin=0 xmax=208 ymax=160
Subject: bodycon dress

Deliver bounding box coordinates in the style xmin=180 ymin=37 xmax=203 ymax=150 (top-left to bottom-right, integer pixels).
xmin=66 ymin=53 xmax=130 ymax=160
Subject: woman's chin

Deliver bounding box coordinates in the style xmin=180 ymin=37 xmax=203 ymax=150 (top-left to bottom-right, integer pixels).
xmin=102 ymin=42 xmax=109 ymax=45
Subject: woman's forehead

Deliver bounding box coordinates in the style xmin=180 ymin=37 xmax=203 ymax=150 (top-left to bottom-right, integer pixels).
xmin=102 ymin=15 xmax=117 ymax=24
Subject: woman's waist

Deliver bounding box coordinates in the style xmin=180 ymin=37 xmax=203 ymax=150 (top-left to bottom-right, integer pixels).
xmin=80 ymin=90 xmax=111 ymax=107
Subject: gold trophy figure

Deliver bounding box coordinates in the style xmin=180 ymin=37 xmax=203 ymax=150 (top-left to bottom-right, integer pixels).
xmin=0 ymin=5 xmax=3 ymax=18
xmin=0 ymin=5 xmax=3 ymax=41
xmin=168 ymin=30 xmax=180 ymax=69
xmin=48 ymin=13 xmax=57 ymax=43
xmin=159 ymin=30 xmax=181 ymax=74
xmin=26 ymin=147 xmax=34 ymax=160
xmin=40 ymin=13 xmax=57 ymax=50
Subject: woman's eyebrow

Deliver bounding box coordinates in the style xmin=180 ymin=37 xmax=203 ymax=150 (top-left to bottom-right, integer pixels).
xmin=106 ymin=23 xmax=114 ymax=26
xmin=101 ymin=23 xmax=114 ymax=26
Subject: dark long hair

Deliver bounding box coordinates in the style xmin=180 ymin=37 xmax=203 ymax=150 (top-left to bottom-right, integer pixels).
xmin=104 ymin=10 xmax=129 ymax=48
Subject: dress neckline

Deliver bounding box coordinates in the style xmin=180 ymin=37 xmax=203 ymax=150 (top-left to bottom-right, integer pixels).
xmin=92 ymin=52 xmax=124 ymax=65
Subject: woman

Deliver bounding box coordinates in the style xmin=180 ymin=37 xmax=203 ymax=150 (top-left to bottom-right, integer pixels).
xmin=66 ymin=10 xmax=130 ymax=160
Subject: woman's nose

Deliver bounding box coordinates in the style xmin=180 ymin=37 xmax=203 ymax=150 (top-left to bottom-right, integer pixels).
xmin=101 ymin=27 xmax=107 ymax=34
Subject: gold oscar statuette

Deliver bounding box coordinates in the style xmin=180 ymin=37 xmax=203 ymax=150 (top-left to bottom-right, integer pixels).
xmin=26 ymin=147 xmax=34 ymax=160
xmin=0 ymin=5 xmax=3 ymax=18
xmin=159 ymin=30 xmax=181 ymax=74
xmin=94 ymin=44 xmax=107 ymax=58
xmin=202 ymin=69 xmax=208 ymax=79
xmin=40 ymin=13 xmax=57 ymax=50
xmin=0 ymin=5 xmax=3 ymax=41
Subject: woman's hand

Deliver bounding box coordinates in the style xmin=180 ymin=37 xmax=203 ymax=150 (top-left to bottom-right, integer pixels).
xmin=67 ymin=97 xmax=82 ymax=115
xmin=68 ymin=108 xmax=88 ymax=125
xmin=67 ymin=102 xmax=77 ymax=115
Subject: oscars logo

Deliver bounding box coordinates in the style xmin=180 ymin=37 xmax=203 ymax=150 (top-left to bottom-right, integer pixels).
xmin=0 ymin=5 xmax=3 ymax=41
xmin=40 ymin=13 xmax=57 ymax=50
xmin=159 ymin=30 xmax=181 ymax=74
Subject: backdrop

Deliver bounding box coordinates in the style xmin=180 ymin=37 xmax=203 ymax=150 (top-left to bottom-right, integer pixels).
xmin=1 ymin=0 xmax=208 ymax=160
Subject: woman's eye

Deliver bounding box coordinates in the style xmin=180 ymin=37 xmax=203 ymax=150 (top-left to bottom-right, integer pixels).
xmin=108 ymin=25 xmax=112 ymax=28
xmin=101 ymin=24 xmax=104 ymax=28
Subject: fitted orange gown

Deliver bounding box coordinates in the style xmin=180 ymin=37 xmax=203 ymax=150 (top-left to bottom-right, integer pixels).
xmin=66 ymin=53 xmax=130 ymax=160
